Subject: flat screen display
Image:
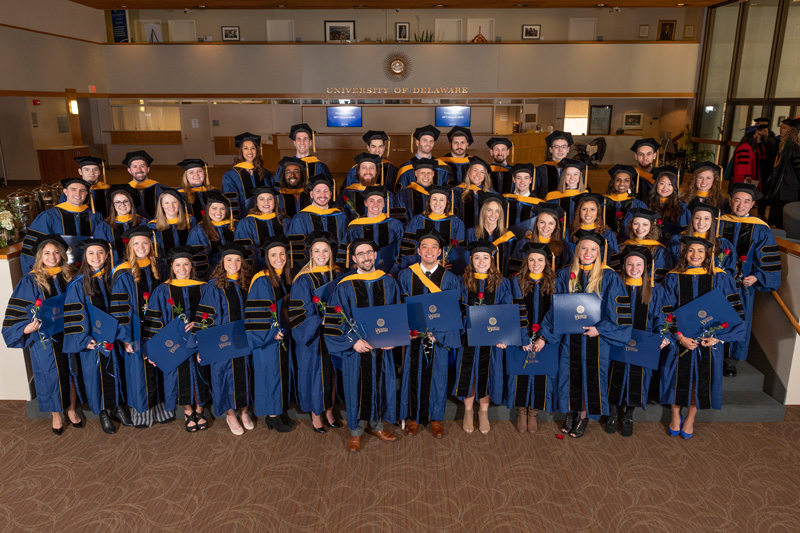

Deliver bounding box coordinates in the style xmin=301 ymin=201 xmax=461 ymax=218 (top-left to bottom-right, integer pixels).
xmin=327 ymin=106 xmax=362 ymax=128
xmin=435 ymin=106 xmax=471 ymax=127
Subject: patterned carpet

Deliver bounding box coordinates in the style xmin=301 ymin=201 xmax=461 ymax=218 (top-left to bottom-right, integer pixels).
xmin=2 ymin=401 xmax=799 ymax=532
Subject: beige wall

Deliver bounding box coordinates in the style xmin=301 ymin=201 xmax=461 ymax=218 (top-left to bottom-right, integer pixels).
xmin=0 ymin=97 xmax=40 ymax=181
xmin=0 ymin=0 xmax=107 ymax=43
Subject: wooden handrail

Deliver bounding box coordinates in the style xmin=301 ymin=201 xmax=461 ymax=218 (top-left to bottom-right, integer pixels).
xmin=771 ymin=291 xmax=800 ymax=337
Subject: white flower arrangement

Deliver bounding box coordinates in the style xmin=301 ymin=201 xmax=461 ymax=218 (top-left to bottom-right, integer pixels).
xmin=0 ymin=211 xmax=14 ymax=231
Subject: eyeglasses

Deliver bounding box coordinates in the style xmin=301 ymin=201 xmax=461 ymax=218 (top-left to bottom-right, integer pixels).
xmin=355 ymin=251 xmax=375 ymax=258
xmin=551 ymin=144 xmax=569 ymax=150
xmin=114 ymin=200 xmax=131 ymax=206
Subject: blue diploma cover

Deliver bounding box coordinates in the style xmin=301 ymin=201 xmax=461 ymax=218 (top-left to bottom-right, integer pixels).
xmin=673 ymin=288 xmax=743 ymax=339
xmin=405 ymin=290 xmax=462 ymax=332
xmin=27 ymin=294 xmax=66 ymax=337
xmin=88 ymin=304 xmax=119 ymax=342
xmin=196 ymin=320 xmax=250 ymax=365
xmin=351 ymin=303 xmax=411 ymax=348
xmin=143 ymin=318 xmax=193 ymax=374
xmin=552 ymin=293 xmax=602 ymax=334
xmin=466 ymin=304 xmax=523 ymax=347
xmin=509 ymin=217 xmax=538 ymax=240
xmin=505 ymin=343 xmax=559 ymax=376
xmin=610 ymin=329 xmax=662 ymax=370
xmin=60 ymin=235 xmax=91 ymax=264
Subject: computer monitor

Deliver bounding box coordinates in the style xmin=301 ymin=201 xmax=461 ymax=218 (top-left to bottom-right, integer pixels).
xmin=327 ymin=106 xmax=363 ymax=127
xmin=435 ymin=106 xmax=471 ymax=128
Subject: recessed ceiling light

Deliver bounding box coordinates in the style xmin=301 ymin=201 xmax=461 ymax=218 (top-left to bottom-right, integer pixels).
xmin=434 ymin=4 xmax=447 ymax=7
xmin=596 ymin=3 xmax=606 ymax=5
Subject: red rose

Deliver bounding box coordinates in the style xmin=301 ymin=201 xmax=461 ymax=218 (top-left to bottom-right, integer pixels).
xmin=410 ymin=330 xmax=419 ymax=337
xmin=666 ymin=314 xmax=674 ymax=322
xmin=143 ymin=292 xmax=150 ymax=300
xmin=34 ymin=298 xmax=43 ymax=307
xmin=721 ymin=322 xmax=729 ymax=329
xmin=269 ymin=304 xmax=277 ymax=313
xmin=312 ymin=296 xmax=320 ymax=304
xmin=570 ymin=272 xmax=577 ymax=280
xmin=201 ymin=312 xmax=209 ymax=320
xmin=478 ymin=292 xmax=485 ymax=299
xmin=677 ymin=331 xmax=682 ymax=336
xmin=167 ymin=298 xmax=174 ymax=306
xmin=616 ymin=212 xmax=623 ymax=219
xmin=333 ymin=305 xmax=342 ymax=314
xmin=122 ymin=238 xmax=130 ymax=244
xmin=200 ymin=210 xmax=206 ymax=217
xmin=657 ymin=219 xmax=663 ymax=225
xmin=739 ymin=255 xmax=747 ymax=262
xmin=531 ymin=323 xmax=541 ymax=333
xmin=556 ymin=434 xmax=564 ymax=440
xmin=104 ymin=342 xmax=113 ymax=351
xmin=450 ymin=239 xmax=458 ymax=246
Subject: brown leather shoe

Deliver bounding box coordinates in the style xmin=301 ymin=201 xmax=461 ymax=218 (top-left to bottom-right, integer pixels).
xmin=348 ymin=435 xmax=362 ymax=452
xmin=527 ymin=408 xmax=539 ymax=433
xmin=366 ymin=428 xmax=397 ymax=442
xmin=516 ymin=407 xmax=527 ymax=433
xmin=431 ymin=420 xmax=444 ymax=438
xmin=406 ymin=420 xmax=418 ymax=436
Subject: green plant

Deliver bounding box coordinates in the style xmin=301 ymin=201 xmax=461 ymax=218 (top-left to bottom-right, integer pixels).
xmin=414 ymin=29 xmax=434 ymax=42
xmin=680 ymin=125 xmax=716 ymax=162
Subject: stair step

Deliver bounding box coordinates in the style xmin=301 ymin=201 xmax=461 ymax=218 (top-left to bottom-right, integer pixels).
xmin=720 ymin=361 xmax=765 ymax=392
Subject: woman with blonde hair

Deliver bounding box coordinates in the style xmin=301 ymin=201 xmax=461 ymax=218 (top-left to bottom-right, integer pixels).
xmin=2 ymin=235 xmax=79 ymax=435
xmin=455 ymin=157 xmax=495 ymax=229
xmin=544 ymin=158 xmax=588 ymax=221
xmin=178 ymin=158 xmax=216 ymax=221
xmin=466 ymin=193 xmax=517 ymax=276
xmin=147 ymin=188 xmax=196 ymax=257
xmin=289 ymin=231 xmax=342 ymax=433
xmin=680 ymin=161 xmax=727 ymax=212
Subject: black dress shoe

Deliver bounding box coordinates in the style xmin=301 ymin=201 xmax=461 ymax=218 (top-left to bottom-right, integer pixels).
xmin=323 ymin=418 xmax=343 ymax=429
xmin=280 ymin=412 xmax=297 ymax=428
xmin=723 ymin=364 xmax=738 ymax=377
xmin=52 ymin=424 xmax=64 ymax=436
xmin=621 ymin=415 xmax=633 ymax=437
xmin=112 ymin=405 xmax=133 ymax=427
xmin=605 ymin=413 xmax=618 ymax=434
xmin=265 ymin=415 xmax=293 ymax=433
xmin=311 ymin=424 xmax=327 ymax=434
xmin=99 ymin=410 xmax=117 ymax=435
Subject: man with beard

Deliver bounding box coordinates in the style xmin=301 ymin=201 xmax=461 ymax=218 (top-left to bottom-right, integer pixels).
xmin=534 ymin=131 xmax=573 ymax=199
xmin=440 ymin=126 xmax=474 ymax=187
xmin=344 ymin=131 xmax=398 ymax=188
xmin=276 ymin=156 xmax=310 ymax=218
xmin=394 ymin=125 xmax=452 ymax=191
xmin=274 ymin=123 xmax=332 ymax=180
xmin=341 ymin=186 xmax=404 ymax=269
xmin=287 ymin=174 xmax=347 ymax=268
xmin=336 ymin=152 xmax=389 ymax=220
xmin=486 ymin=137 xmax=514 ymax=194
xmin=57 ymin=156 xmax=110 ymax=217
xmin=123 ymin=150 xmax=162 ymax=219
xmin=630 ymin=138 xmax=660 ymax=201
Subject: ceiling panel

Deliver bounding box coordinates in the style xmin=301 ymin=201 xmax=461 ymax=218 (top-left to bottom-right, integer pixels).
xmin=70 ymin=1 xmax=717 ymax=10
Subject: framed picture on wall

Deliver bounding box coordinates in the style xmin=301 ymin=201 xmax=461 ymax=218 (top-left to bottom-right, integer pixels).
xmin=622 ymin=112 xmax=645 ymax=130
xmin=522 ymin=24 xmax=541 ymax=40
xmin=589 ymin=105 xmax=613 ymax=135
xmin=658 ymin=20 xmax=677 ymax=41
xmin=396 ymin=22 xmax=410 ymax=42
xmin=638 ymin=25 xmax=649 ymax=39
xmin=325 ymin=20 xmax=355 ymax=42
xmin=221 ymin=26 xmax=240 ymax=41
xmin=684 ymin=25 xmax=695 ymax=39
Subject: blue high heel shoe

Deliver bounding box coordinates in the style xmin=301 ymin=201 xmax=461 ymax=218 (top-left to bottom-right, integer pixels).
xmin=680 ymin=419 xmax=694 ymax=440
xmin=668 ymin=414 xmax=683 ymax=437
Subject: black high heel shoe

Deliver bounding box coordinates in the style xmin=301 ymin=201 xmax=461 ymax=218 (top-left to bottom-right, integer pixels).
xmin=265 ymin=415 xmax=293 ymax=433
xmin=570 ymin=417 xmax=589 ymax=438
xmin=280 ymin=411 xmax=297 ymax=428
xmin=67 ymin=412 xmax=84 ymax=429
xmin=52 ymin=422 xmax=64 ymax=436
xmin=323 ymin=417 xmax=342 ymax=429
xmin=561 ymin=411 xmax=577 ymax=434
xmin=312 ymin=424 xmax=327 ymax=434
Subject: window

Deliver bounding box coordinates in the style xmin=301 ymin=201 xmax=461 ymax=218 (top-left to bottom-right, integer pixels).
xmin=564 ymin=99 xmax=589 ymax=135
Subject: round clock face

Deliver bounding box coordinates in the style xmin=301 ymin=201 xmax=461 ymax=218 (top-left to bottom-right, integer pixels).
xmin=384 ymin=52 xmax=412 ymax=82
xmin=391 ymin=59 xmax=405 ymax=74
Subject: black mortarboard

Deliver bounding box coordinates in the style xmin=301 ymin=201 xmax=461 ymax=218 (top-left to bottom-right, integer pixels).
xmin=349 ymin=238 xmax=379 ymax=253
xmin=608 ymin=164 xmax=637 ymax=178
xmin=730 ymin=182 xmax=764 ymax=201
xmin=466 ymin=240 xmax=497 ymax=255
xmin=289 ymin=123 xmax=313 ymax=140
xmin=306 ymin=230 xmax=337 ymax=250
xmin=509 ymin=163 xmax=535 ymax=176
xmin=621 ymin=245 xmax=653 ymax=267
xmin=652 ymin=165 xmax=679 ymax=179
xmin=60 ymin=177 xmax=91 ymax=190
xmin=447 ymin=126 xmax=474 ymax=145
xmin=261 ymin=235 xmax=290 ymax=253
xmin=158 ymin=187 xmax=186 ymax=205
xmin=415 ymin=228 xmax=446 ymax=247
xmin=627 ymin=207 xmax=659 ymax=224
xmin=412 ymin=157 xmax=437 ymax=171
xmin=688 ymin=199 xmax=720 ymax=217
xmin=31 ymin=235 xmax=69 ymax=256
xmin=106 ymin=184 xmax=141 ymax=208
xmin=122 ymin=226 xmax=153 ymax=241
xmin=79 ymin=238 xmax=112 ymax=252
xmin=204 ymin=190 xmax=231 ymax=209
xmin=630 ymin=138 xmax=660 ymax=153
xmin=486 ymin=137 xmax=512 ymax=149
xmin=573 ymin=229 xmax=606 ymax=249
xmin=166 ymin=246 xmax=194 ymax=263
xmin=122 ymin=150 xmax=153 ymax=167
xmin=250 ymin=186 xmax=279 ymax=199
xmin=545 ymin=131 xmax=573 ymax=148
xmin=478 ymin=191 xmax=507 ymax=211
xmin=363 ymin=186 xmax=388 ymax=200
xmin=533 ymin=204 xmax=566 ymax=223
xmin=413 ymin=125 xmax=440 ymax=141
xmin=307 ymin=173 xmax=334 ymax=191
xmin=521 ymin=241 xmax=553 ymax=260
xmin=781 ymin=118 xmax=799 ymax=128
xmin=362 ymin=130 xmax=388 ymax=144
xmin=427 ymin=185 xmax=451 ymax=198
xmin=177 ymin=159 xmax=206 ymax=171
xmin=74 ymin=156 xmax=103 ymax=168
xmin=234 ymin=132 xmax=261 ymax=148
xmin=279 ymin=156 xmax=306 ymax=169
xmin=354 ymin=152 xmax=381 ymax=167
xmin=558 ymin=158 xmax=586 ymax=173
xmin=220 ymin=243 xmax=247 ymax=259
xmin=469 ymin=156 xmax=492 ymax=177
xmin=574 ymin=192 xmax=606 ymax=209
xmin=692 ymin=161 xmax=722 ymax=174
xmin=680 ymin=235 xmax=713 ymax=249
xmin=753 ymin=117 xmax=770 ymax=126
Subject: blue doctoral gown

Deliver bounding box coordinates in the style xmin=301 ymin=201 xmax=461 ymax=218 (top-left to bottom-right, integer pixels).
xmin=186 ymin=221 xmax=237 ymax=280
xmin=147 ymin=217 xmax=197 ymax=258
xmin=287 ymin=206 xmax=348 ymax=267
xmin=222 ymin=165 xmax=273 ymax=220
xmin=233 ymin=213 xmax=286 ymax=272
xmin=21 ymin=204 xmax=105 ymax=273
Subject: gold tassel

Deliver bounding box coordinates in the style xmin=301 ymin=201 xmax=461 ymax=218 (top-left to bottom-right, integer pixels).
xmin=651 ymin=259 xmax=655 ymax=288
xmin=89 ymin=191 xmax=96 ymax=214
xmin=450 ymin=190 xmax=454 ymax=216
xmin=505 ymin=202 xmax=510 ymax=229
xmin=510 ymin=143 xmax=515 ymax=165
xmin=676 ymin=168 xmax=682 ymax=186
xmin=379 ymin=160 xmax=384 ymax=186
xmin=635 ymin=169 xmax=640 ymax=195
xmin=204 ymin=164 xmax=211 ymax=189
xmin=101 ymin=161 xmax=107 ymax=184
xmin=152 ymin=230 xmax=158 ymax=258
xmin=312 ymin=131 xmax=316 ymax=154
xmin=603 ymin=239 xmax=608 ymax=266
xmin=184 ymin=204 xmax=190 ymax=227
xmin=410 ymin=133 xmax=414 ymax=154
xmin=346 ymin=242 xmax=351 ymax=269
xmin=386 ymin=137 xmax=391 ymax=160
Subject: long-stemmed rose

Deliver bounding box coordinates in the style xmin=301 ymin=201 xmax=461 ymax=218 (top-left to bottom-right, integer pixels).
xmin=142 ymin=292 xmax=150 ymax=315
xmin=734 ymin=255 xmax=748 ymax=287
xmin=30 ymin=298 xmax=47 ymax=348
xmin=268 ymin=303 xmax=285 ymax=349
xmin=570 ymin=271 xmax=583 ymax=293
xmin=312 ymin=295 xmax=326 ymax=315
xmin=679 ymin=322 xmax=729 ymax=357
xmin=167 ymin=297 xmax=188 ymax=324
xmin=443 ymin=238 xmax=459 ymax=264
xmin=523 ymin=323 xmax=543 ymax=368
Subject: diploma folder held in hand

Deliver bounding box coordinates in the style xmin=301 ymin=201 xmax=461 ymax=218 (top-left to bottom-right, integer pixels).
xmin=609 ymin=329 xmax=662 ymax=370
xmin=143 ymin=318 xmax=193 ymax=374
xmin=551 ymin=293 xmax=602 ymax=334
xmin=27 ymin=293 xmax=66 ymax=337
xmin=466 ymin=304 xmax=523 ymax=347
xmin=405 ymin=290 xmax=462 ymax=332
xmin=352 ymin=303 xmax=411 ymax=349
xmin=672 ymin=288 xmax=743 ymax=340
xmin=88 ymin=304 xmax=119 ymax=343
xmin=196 ymin=320 xmax=250 ymax=365
xmin=505 ymin=343 xmax=559 ymax=376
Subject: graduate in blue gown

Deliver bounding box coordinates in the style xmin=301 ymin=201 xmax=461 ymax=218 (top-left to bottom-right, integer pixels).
xmin=344 ymin=131 xmax=398 ymax=188
xmin=668 ymin=201 xmax=735 ymax=273
xmin=643 ymin=166 xmax=691 ymax=244
xmin=508 ymin=204 xmax=573 ymax=275
xmin=94 ymin=185 xmax=146 ymax=266
xmin=288 ymin=231 xmax=343 ymax=433
xmin=454 ymin=158 xmax=495 ymax=231
xmin=564 ymin=193 xmax=619 ymax=256
xmin=233 ymin=186 xmax=287 ymax=272
xmin=2 ymin=235 xmax=83 ymax=434
xmin=274 ymin=124 xmax=332 ymax=181
xmin=186 ymin=191 xmax=237 ymax=280
xmin=142 ymin=247 xmax=210 ymax=426
xmin=549 ymin=231 xmax=631 ymax=438
xmin=507 ymin=242 xmax=558 ymax=432
xmin=57 ymin=156 xmax=111 ymax=217
xmin=397 ymin=230 xmax=462 ymax=437
xmin=534 ymin=131 xmax=573 ymax=199
xmin=602 ymin=164 xmax=647 ymax=240
xmin=606 ymin=246 xmax=671 ymax=437
xmin=661 ymin=236 xmax=745 ymax=439
xmin=21 ymin=177 xmax=105 ymax=274
xmin=544 ymin=158 xmax=588 ymax=222
xmin=340 ymin=186 xmax=404 ymax=268
xmin=336 ymin=152 xmax=388 ymax=220
xmin=395 ymin=158 xmax=437 ymax=225
xmin=718 ymin=184 xmax=782 ymax=375
xmin=465 ymin=193 xmax=518 ymax=277
xmin=612 ymin=207 xmax=673 ymax=282
xmin=197 ymin=244 xmax=255 ymax=436
xmin=394 ymin=125 xmax=452 ymax=191
xmin=323 ymin=239 xmax=401 ymax=452
xmin=287 ymin=174 xmax=348 ymax=269
xmin=244 ymin=237 xmax=296 ymax=432
xmin=401 ymin=185 xmax=465 ymax=260
xmin=275 ymin=157 xmax=310 ymax=219
xmin=123 ymin=150 xmax=163 ymax=220
xmin=110 ymin=226 xmax=170 ymax=428
xmin=64 ymin=239 xmax=131 ymax=434
xmin=453 ymin=240 xmax=512 ymax=435
xmin=503 ymin=163 xmax=545 ymax=225
xmin=222 ymin=132 xmax=273 ymax=219
xmin=439 ymin=126 xmax=475 ymax=188
xmin=485 ymin=137 xmax=513 ymax=194
xmin=178 ymin=158 xmax=217 ymax=222
xmin=146 ymin=188 xmax=197 ymax=258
